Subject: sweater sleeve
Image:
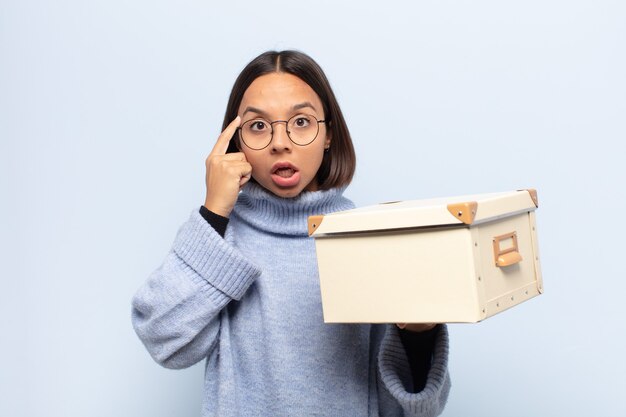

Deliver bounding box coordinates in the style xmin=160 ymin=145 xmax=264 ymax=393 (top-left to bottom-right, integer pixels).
xmin=131 ymin=209 xmax=261 ymax=369
xmin=399 ymin=325 xmax=440 ymax=393
xmin=377 ymin=324 xmax=451 ymax=417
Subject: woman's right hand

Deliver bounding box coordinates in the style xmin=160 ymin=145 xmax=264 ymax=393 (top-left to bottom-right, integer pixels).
xmin=203 ymin=116 xmax=252 ymax=218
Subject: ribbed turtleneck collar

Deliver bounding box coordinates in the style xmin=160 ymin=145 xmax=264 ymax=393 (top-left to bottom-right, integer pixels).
xmin=232 ymin=183 xmax=355 ymax=236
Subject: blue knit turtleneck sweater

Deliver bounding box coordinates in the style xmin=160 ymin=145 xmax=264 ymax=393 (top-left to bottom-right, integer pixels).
xmin=132 ymin=183 xmax=450 ymax=416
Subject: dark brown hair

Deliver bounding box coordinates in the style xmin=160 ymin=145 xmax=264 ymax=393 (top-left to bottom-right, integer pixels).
xmin=223 ymin=50 xmax=356 ymax=190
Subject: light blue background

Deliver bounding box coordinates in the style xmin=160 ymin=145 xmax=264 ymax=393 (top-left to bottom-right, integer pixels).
xmin=2 ymin=1 xmax=625 ymax=416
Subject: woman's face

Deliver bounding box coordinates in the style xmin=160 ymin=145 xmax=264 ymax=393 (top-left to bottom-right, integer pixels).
xmin=237 ymin=72 xmax=331 ymax=198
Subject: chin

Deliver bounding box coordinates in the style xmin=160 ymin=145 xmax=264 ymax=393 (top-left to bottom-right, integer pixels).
xmin=257 ymin=176 xmax=315 ymax=199
xmin=272 ymin=186 xmax=304 ymax=199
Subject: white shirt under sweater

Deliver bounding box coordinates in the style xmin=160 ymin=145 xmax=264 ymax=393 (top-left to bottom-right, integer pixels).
xmin=132 ymin=183 xmax=451 ymax=416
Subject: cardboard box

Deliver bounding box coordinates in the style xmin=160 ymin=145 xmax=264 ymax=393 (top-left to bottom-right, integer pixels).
xmin=308 ymin=189 xmax=543 ymax=323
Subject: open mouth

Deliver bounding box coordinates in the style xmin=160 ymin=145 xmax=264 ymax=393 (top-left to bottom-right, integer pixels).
xmin=274 ymin=167 xmax=296 ymax=178
xmin=271 ymin=162 xmax=301 ymax=187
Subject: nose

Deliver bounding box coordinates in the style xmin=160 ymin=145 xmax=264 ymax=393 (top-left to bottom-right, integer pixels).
xmin=270 ymin=121 xmax=292 ymax=152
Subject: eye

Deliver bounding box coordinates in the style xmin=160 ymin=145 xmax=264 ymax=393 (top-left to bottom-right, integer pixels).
xmin=248 ymin=120 xmax=269 ymax=132
xmin=292 ymin=115 xmax=312 ymax=128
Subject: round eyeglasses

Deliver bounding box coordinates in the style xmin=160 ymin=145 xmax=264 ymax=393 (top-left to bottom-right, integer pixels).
xmin=237 ymin=114 xmax=326 ymax=150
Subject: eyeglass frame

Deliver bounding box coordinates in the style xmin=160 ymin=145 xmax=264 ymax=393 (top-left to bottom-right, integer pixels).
xmin=236 ymin=114 xmax=326 ymax=151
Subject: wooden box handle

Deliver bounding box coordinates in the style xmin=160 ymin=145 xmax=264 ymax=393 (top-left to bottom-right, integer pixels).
xmin=493 ymin=232 xmax=523 ymax=267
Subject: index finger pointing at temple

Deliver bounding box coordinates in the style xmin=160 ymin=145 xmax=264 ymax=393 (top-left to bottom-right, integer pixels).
xmin=211 ymin=116 xmax=241 ymax=156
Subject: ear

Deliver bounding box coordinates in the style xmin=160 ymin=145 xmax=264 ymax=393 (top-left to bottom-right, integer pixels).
xmin=324 ymin=127 xmax=332 ymax=150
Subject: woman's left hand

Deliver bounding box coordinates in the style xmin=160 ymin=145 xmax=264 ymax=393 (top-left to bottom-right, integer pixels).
xmin=396 ymin=323 xmax=437 ymax=332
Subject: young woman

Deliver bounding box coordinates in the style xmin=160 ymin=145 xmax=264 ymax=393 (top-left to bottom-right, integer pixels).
xmin=132 ymin=50 xmax=450 ymax=416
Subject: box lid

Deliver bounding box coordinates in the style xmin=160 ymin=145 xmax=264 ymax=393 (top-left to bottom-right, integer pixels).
xmin=308 ymin=189 xmax=538 ymax=236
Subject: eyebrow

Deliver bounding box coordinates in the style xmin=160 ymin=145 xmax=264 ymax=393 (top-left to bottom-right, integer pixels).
xmin=242 ymin=102 xmax=318 ymax=118
xmin=242 ymin=106 xmax=268 ymax=117
xmin=292 ymin=102 xmax=317 ymax=112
